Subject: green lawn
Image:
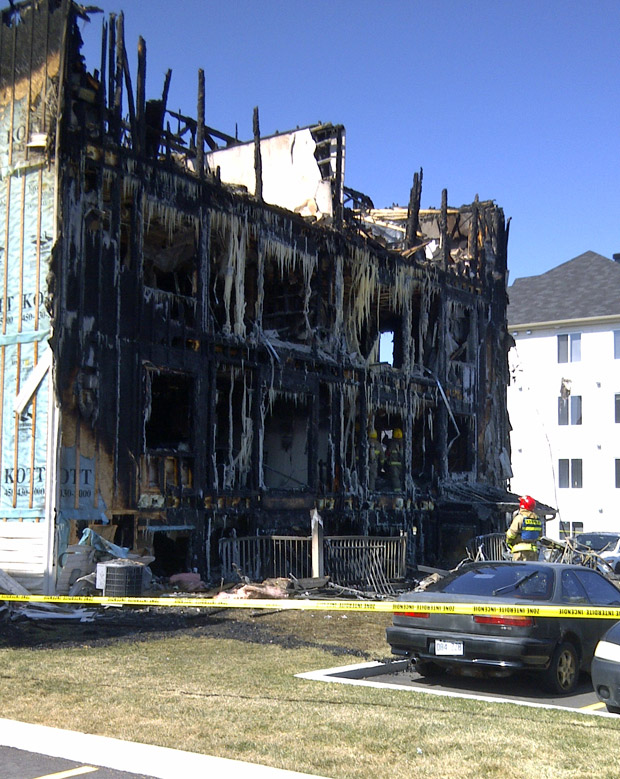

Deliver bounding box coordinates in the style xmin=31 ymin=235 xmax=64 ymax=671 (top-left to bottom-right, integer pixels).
xmin=1 ymin=607 xmax=620 ymax=778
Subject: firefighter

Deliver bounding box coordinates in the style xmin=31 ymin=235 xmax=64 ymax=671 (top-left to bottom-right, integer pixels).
xmin=506 ymin=495 xmax=542 ymax=561
xmin=387 ymin=428 xmax=404 ymax=492
xmin=368 ymin=429 xmax=385 ymax=491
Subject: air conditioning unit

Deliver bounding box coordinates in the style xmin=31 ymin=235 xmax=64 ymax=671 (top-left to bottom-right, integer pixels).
xmin=96 ymin=561 xmax=144 ymax=597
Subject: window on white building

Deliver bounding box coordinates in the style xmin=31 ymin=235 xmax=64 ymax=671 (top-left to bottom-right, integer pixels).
xmin=558 ymin=395 xmax=582 ymax=425
xmin=559 ymin=521 xmax=584 ymax=539
xmin=615 ymin=394 xmax=620 ymax=423
xmin=559 ymin=458 xmax=582 ymax=488
xmin=557 ymin=333 xmax=581 ymax=363
xmin=614 ymin=331 xmax=620 ymax=359
xmin=616 ymin=459 xmax=620 ymax=488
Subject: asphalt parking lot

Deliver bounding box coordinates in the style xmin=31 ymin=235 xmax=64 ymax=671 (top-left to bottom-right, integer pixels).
xmin=0 ymin=718 xmax=329 ymax=779
xmin=1 ymin=745 xmax=155 ymax=779
xmin=298 ymin=659 xmax=614 ymax=716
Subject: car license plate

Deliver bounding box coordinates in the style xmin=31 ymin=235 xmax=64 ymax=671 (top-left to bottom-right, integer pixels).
xmin=435 ymin=640 xmax=464 ymax=656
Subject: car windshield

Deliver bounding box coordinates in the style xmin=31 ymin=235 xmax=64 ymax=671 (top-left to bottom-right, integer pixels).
xmin=574 ymin=533 xmax=620 ymax=552
xmin=425 ymin=563 xmax=553 ymax=600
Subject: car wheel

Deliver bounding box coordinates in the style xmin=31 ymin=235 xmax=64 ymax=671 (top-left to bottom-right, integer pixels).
xmin=615 ymin=562 xmax=620 ymax=574
xmin=606 ymin=704 xmax=620 ymax=714
xmin=543 ymin=641 xmax=579 ymax=695
xmin=414 ymin=660 xmax=443 ymax=678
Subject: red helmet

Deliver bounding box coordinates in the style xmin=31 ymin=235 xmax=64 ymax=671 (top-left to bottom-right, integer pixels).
xmin=519 ymin=495 xmax=536 ymax=511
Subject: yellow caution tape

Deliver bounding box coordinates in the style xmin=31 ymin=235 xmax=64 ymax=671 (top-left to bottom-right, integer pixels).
xmin=1 ymin=593 xmax=620 ymax=618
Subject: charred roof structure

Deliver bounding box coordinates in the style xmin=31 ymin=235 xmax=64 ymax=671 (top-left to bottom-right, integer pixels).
xmin=0 ymin=1 xmax=518 ymax=592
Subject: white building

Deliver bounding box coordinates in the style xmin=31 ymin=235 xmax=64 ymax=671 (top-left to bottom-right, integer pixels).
xmin=507 ymin=251 xmax=620 ymax=539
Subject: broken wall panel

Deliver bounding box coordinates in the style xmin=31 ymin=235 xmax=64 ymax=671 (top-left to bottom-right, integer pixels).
xmin=263 ymin=393 xmax=309 ymax=490
xmin=206 ymin=125 xmax=343 ymax=221
xmin=0 ymin=169 xmax=54 ymax=517
xmin=0 ymin=0 xmax=67 ymax=592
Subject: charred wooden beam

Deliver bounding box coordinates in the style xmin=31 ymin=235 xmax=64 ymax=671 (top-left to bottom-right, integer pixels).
xmin=440 ymin=188 xmax=449 ymax=271
xmin=107 ymin=13 xmax=115 ymax=121
xmin=468 ymin=194 xmax=479 ymax=275
xmin=99 ymin=18 xmax=107 ymax=141
xmin=333 ymin=126 xmax=344 ymax=225
xmin=196 ymin=68 xmax=205 ymax=177
xmin=144 ymin=68 xmax=171 ymax=158
xmin=121 ymin=42 xmax=138 ymax=151
xmin=405 ymin=168 xmax=423 ymax=248
xmin=111 ymin=14 xmax=125 ymax=144
xmin=253 ymin=105 xmax=263 ymax=202
xmin=136 ymin=35 xmax=146 ymax=154
xmin=161 ymin=68 xmax=171 ymax=111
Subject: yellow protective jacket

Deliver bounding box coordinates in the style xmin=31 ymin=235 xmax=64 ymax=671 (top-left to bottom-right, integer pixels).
xmin=387 ymin=439 xmax=403 ymax=466
xmin=506 ymin=509 xmax=542 ymax=553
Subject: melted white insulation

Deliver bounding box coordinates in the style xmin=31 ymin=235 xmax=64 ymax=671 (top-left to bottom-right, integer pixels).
xmin=220 ymin=367 xmax=253 ymax=490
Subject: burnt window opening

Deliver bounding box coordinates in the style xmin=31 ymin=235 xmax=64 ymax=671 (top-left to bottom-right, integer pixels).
xmin=449 ymin=311 xmax=471 ymax=363
xmin=113 ymin=515 xmax=136 ymax=549
xmin=313 ymin=253 xmax=334 ymax=344
xmin=143 ymin=212 xmax=198 ymax=298
xmin=150 ymin=531 xmax=191 ymax=577
xmin=448 ymin=415 xmax=474 ymax=473
xmin=209 ymin=225 xmax=228 ymax=332
xmin=144 ymin=371 xmax=193 ymax=451
xmin=379 ymin=330 xmax=394 ymax=365
xmin=357 ymin=307 xmax=379 ymax=362
xmin=215 ymin=368 xmax=254 ymax=491
xmin=378 ymin=421 xmax=405 ymax=493
xmin=208 ymin=221 xmax=253 ymax=336
xmin=263 ymin=395 xmax=309 ymax=490
xmin=369 ymin=411 xmax=406 ymax=492
xmin=422 ymin=293 xmax=441 ymax=371
xmin=358 ymin=286 xmax=403 ymax=367
xmin=84 ymin=159 xmax=98 ymax=194
xmin=380 ymin=317 xmax=403 ymax=368
xmin=340 ymin=394 xmax=361 ymax=479
xmin=262 ymin=256 xmax=315 ymax=343
xmin=311 ymin=124 xmax=343 ymax=185
xmin=360 ymin=309 xmax=403 ymax=367
xmin=144 ymin=454 xmax=193 ymax=495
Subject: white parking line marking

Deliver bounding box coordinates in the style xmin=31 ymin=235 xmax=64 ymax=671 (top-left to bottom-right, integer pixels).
xmin=32 ymin=767 xmax=98 ymax=779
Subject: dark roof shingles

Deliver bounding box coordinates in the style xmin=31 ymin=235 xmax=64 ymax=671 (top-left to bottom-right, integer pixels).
xmin=508 ymin=251 xmax=620 ymax=326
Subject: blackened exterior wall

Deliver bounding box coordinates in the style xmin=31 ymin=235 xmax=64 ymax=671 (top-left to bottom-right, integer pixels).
xmin=0 ymin=1 xmax=514 ymax=589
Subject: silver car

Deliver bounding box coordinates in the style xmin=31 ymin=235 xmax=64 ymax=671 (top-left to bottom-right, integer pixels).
xmin=573 ymin=533 xmax=620 ymax=573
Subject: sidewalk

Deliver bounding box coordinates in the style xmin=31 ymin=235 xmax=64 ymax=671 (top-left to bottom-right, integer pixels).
xmin=0 ymin=718 xmax=331 ymax=778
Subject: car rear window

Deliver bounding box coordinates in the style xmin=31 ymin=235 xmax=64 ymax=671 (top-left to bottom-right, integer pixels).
xmin=575 ymin=534 xmax=620 ymax=552
xmin=571 ymin=568 xmax=620 ymax=605
xmin=426 ymin=564 xmax=553 ymax=600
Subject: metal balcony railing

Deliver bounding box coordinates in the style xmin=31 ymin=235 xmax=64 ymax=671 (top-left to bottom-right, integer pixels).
xmin=219 ymin=533 xmax=407 ymax=593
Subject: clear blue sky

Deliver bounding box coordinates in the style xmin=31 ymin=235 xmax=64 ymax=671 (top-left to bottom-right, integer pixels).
xmin=79 ymin=0 xmax=620 ymax=282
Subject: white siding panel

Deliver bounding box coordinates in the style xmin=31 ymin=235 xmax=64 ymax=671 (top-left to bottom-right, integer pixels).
xmin=0 ymin=522 xmax=48 ymax=592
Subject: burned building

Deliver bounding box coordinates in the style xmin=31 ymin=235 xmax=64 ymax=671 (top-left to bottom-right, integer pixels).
xmin=0 ymin=0 xmax=515 ymax=593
